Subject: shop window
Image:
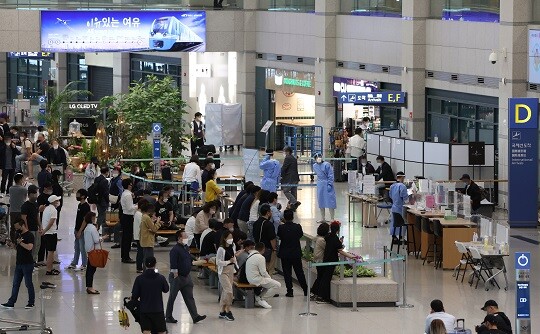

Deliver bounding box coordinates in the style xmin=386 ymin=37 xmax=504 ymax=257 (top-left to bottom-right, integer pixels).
xmin=431 ymin=0 xmax=500 ymax=22
xmin=459 ymin=103 xmax=476 ymax=120
xmin=341 ymin=0 xmax=402 ymax=17
xmin=478 ymin=106 xmax=495 ymax=122
xmin=442 ymin=100 xmax=458 ymax=116
xmin=261 ymin=0 xmax=315 ymax=12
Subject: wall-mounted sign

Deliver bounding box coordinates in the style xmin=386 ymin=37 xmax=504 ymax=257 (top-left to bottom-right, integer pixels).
xmin=338 ymin=91 xmax=406 ymax=105
xmin=41 ymin=11 xmax=206 ymax=52
xmin=333 ymin=76 xmax=379 ymax=97
xmin=67 ymin=117 xmax=97 ymax=137
xmin=468 ymin=142 xmax=485 ymax=165
xmin=265 ymin=68 xmax=315 ymax=95
xmin=8 ymin=52 xmax=55 ymax=59
xmin=528 ymin=29 xmax=540 ymax=84
xmin=66 ymin=102 xmax=100 ymax=110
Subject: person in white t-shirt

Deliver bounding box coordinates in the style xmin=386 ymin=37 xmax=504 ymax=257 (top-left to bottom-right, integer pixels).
xmin=348 ymin=128 xmax=365 ymax=171
xmin=41 ymin=195 xmax=61 ymax=276
xmin=182 ymin=155 xmax=202 ymax=193
xmin=425 ymin=299 xmax=456 ymax=334
xmin=133 ymin=198 xmax=146 ymax=274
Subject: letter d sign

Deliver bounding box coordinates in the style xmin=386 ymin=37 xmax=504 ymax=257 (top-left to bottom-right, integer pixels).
xmin=509 ymin=98 xmax=539 ymax=129
xmin=515 ymin=104 xmax=532 ymax=124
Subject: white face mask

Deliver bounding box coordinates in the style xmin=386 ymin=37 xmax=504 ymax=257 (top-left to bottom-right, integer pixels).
xmin=226 ymin=239 xmax=233 ymax=245
xmin=182 ymin=238 xmax=189 ymax=245
xmin=316 ymin=157 xmax=322 ymax=164
xmin=53 ymin=145 xmax=59 ymax=150
xmin=361 ymin=162 xmax=367 ymax=166
xmin=210 ymin=209 xmax=216 ymax=215
xmin=210 ymin=163 xmax=215 ymax=169
xmin=111 ymin=172 xmax=119 ymax=178
xmin=5 ymin=140 xmax=11 ymax=145
xmin=228 ymin=227 xmax=234 ymax=232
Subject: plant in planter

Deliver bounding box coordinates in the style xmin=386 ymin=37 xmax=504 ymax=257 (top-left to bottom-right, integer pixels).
xmin=302 ymin=247 xmax=375 ymax=278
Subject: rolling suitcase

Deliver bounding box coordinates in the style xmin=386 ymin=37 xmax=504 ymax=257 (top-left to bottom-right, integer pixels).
xmin=448 ymin=319 xmax=472 ymax=334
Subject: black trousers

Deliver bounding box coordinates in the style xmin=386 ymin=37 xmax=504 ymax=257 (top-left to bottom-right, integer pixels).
xmin=120 ymin=214 xmax=134 ymax=261
xmin=190 ymin=138 xmax=204 ymax=156
xmin=316 ymin=265 xmax=336 ymax=301
xmin=281 ymin=257 xmax=308 ymax=294
xmin=85 ymin=261 xmax=97 ymax=288
xmin=1 ymin=168 xmax=14 ymax=193
xmin=311 ymin=266 xmax=325 ymax=296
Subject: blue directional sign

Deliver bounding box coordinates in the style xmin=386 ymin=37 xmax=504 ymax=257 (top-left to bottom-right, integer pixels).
xmin=39 ymin=109 xmax=46 ymax=126
xmin=152 ymin=123 xmax=162 ymax=134
xmin=38 ymin=96 xmax=46 ymax=104
xmin=515 ymin=252 xmax=531 ymax=321
xmin=338 ymin=91 xmax=406 ymax=105
xmin=516 ymin=252 xmax=531 ymax=270
xmin=153 ymin=139 xmax=161 ymax=159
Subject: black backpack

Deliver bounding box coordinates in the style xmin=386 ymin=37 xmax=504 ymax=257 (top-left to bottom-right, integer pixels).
xmin=109 ymin=176 xmax=121 ymax=197
xmin=238 ymin=253 xmax=257 ymax=284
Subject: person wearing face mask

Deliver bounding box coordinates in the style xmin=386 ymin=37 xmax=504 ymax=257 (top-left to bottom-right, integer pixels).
xmin=0 ymin=112 xmax=10 ymax=141
xmin=40 ymin=195 xmax=62 ymax=275
xmin=359 ymin=155 xmax=376 ymax=176
xmin=214 ymin=218 xmax=236 ymax=250
xmin=47 ymin=140 xmax=68 ymax=170
xmin=0 ymin=135 xmax=21 ymax=196
xmin=253 ymin=204 xmax=277 ymax=274
xmin=28 ymin=133 xmax=50 ymax=180
xmin=67 ymin=189 xmax=91 ymax=271
xmin=20 ymin=185 xmax=40 ymax=264
xmin=204 ymin=169 xmax=224 ymax=202
xmin=155 ymin=189 xmax=177 ymax=230
xmin=194 ymin=202 xmax=217 ymax=249
xmin=216 ymin=231 xmax=238 ymax=321
xmin=459 ymin=174 xmax=483 ymax=214
xmin=120 ymin=178 xmax=137 ymax=264
xmin=15 ymin=131 xmax=33 ymax=175
xmin=259 ymin=148 xmax=281 ymax=193
xmin=201 ymin=157 xmax=215 ymax=197
xmin=166 ymin=231 xmax=207 ymax=324
xmin=84 ymin=212 xmax=106 ymax=294
xmin=280 ymin=146 xmax=301 ymax=211
xmin=348 ymin=128 xmax=366 ymax=171
xmin=83 ymin=157 xmax=99 ymax=191
xmin=312 ymin=153 xmax=337 ymax=223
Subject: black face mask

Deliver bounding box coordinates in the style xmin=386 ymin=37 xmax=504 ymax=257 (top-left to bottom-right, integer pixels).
xmin=76 ymin=197 xmax=82 ymax=201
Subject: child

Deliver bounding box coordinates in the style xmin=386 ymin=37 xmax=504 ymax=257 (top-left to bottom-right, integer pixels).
xmin=67 ymin=189 xmax=91 ymax=271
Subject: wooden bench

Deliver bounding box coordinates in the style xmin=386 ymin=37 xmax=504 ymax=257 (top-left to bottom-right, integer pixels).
xmin=233 ymin=281 xmax=258 ymax=308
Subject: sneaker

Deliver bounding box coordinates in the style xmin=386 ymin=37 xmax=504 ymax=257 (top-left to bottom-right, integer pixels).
xmin=256 ymin=299 xmax=272 ymax=309
xmin=111 ymin=244 xmax=121 ymax=249
xmin=315 ymin=297 xmax=329 ymax=304
xmin=74 ymin=266 xmax=86 ymax=271
xmin=66 ymin=264 xmax=76 ymax=270
xmin=25 ymin=304 xmax=34 ymax=309
xmin=156 ymin=236 xmax=168 ymax=243
xmin=193 ymin=315 xmax=206 ymax=324
xmin=1 ymin=303 xmax=14 ymax=309
xmin=224 ymin=312 xmax=235 ymax=321
xmin=219 ymin=311 xmax=227 ymax=319
xmin=165 ymin=317 xmax=178 ymax=324
xmin=285 ymin=292 xmax=294 ymax=298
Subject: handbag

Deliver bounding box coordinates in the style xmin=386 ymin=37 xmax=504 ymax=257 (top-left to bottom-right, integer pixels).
xmin=88 ymin=242 xmax=110 ymax=268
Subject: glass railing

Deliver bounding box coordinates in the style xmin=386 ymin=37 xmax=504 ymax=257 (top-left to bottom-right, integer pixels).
xmin=259 ymin=0 xmax=315 ymax=12
xmin=430 ymin=0 xmax=500 ymax=22
xmin=0 ymin=0 xmax=242 ymax=10
xmin=340 ymin=0 xmax=402 ymax=17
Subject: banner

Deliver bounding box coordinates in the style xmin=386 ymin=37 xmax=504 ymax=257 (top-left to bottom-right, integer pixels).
xmin=41 ymin=11 xmax=206 ymax=52
xmin=338 ymin=91 xmax=406 ymax=105
xmin=508 ymin=98 xmax=539 ymax=227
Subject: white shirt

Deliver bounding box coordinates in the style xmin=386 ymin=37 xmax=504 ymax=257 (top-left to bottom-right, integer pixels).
xmin=425 ymin=312 xmax=456 ymax=334
xmin=249 ymin=199 xmax=260 ymax=222
xmin=185 ymin=216 xmax=196 ymax=246
xmin=42 ymin=205 xmax=58 ymax=235
xmin=216 ymin=244 xmax=237 ymax=275
xmin=349 ymin=134 xmax=366 ymax=157
xmin=133 ymin=211 xmax=142 ymax=241
xmin=245 ymin=250 xmax=270 ymax=286
xmin=182 ymin=162 xmax=202 ymax=185
xmin=120 ymin=189 xmax=137 ymax=216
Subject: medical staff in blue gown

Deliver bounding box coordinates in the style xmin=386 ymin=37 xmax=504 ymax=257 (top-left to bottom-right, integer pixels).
xmin=260 ymin=148 xmax=281 ymax=192
xmin=389 ymin=171 xmax=409 ymax=244
xmin=312 ymin=153 xmax=336 ymax=223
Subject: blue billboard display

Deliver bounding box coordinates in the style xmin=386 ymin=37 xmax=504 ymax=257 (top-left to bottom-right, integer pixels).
xmin=338 ymin=91 xmax=406 ymax=105
xmin=41 ymin=11 xmax=206 ymax=52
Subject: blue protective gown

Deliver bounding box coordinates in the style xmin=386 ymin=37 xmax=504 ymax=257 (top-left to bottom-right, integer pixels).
xmin=313 ymin=161 xmax=337 ymax=209
xmin=260 ymin=156 xmax=281 ymax=192
xmin=389 ymin=182 xmax=408 ymax=236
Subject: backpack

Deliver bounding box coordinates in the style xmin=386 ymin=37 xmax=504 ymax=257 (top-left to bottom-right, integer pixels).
xmin=109 ymin=176 xmax=121 ymax=204
xmin=238 ymin=253 xmax=257 ymax=284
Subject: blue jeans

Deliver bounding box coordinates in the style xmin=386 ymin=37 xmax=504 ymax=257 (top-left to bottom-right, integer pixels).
xmin=8 ymin=263 xmax=35 ymax=306
xmin=70 ymin=233 xmax=87 ymax=266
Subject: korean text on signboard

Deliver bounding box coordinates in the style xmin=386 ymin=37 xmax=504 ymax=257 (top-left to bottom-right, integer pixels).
xmin=338 ymin=91 xmax=406 ymax=105
xmin=41 ymin=11 xmax=206 ymax=52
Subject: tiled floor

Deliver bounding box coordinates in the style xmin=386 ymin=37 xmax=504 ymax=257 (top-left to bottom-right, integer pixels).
xmin=0 ymin=153 xmax=536 ymax=333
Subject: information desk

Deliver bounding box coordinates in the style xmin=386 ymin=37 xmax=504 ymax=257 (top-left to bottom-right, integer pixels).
xmin=405 ymin=208 xmax=445 ymax=257
xmin=347 ymin=194 xmax=378 ymax=227
xmin=428 ymin=218 xmax=476 ymax=270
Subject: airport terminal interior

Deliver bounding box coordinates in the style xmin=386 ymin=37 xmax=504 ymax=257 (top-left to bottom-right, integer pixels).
xmin=0 ymin=1 xmax=539 ymax=334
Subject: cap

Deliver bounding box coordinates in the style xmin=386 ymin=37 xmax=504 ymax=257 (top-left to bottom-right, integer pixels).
xmin=396 ymin=171 xmax=405 ymax=177
xmin=313 ymin=152 xmax=322 ymax=159
xmin=460 ymin=174 xmax=471 ymax=181
xmin=145 ymin=256 xmax=157 ymax=268
xmin=484 ymin=314 xmax=499 ymax=325
xmin=265 ymin=148 xmax=274 ymax=155
xmin=27 ymin=185 xmax=38 ymax=194
xmin=47 ymin=195 xmax=62 ymax=203
xmin=481 ymin=300 xmax=498 ymax=310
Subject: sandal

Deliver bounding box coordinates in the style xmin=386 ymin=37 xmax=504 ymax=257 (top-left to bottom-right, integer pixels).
xmin=46 ymin=271 xmax=59 ymax=276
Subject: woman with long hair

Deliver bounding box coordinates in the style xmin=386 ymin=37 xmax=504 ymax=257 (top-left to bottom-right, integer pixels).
xmin=84 ymin=212 xmax=103 ymax=294
xmin=216 ymin=231 xmax=237 ymax=321
xmin=429 ymin=319 xmax=448 ymax=334
xmin=194 ymin=201 xmax=218 ymax=249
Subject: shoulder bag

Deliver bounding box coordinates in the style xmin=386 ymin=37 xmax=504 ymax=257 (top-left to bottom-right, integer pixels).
xmin=88 ymin=241 xmax=110 ymax=268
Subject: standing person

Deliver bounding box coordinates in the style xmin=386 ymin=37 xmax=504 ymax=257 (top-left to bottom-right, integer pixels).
xmin=20 ymin=185 xmax=40 ymax=264
xmin=216 ymin=231 xmax=237 ymax=321
xmin=476 ymin=314 xmax=507 ymax=334
xmin=47 ymin=140 xmax=68 ymax=170
xmin=131 ymin=256 xmax=169 ymax=334
xmin=194 ymin=201 xmax=218 ymax=249
xmin=41 ymin=195 xmax=61 ymax=276
xmin=83 ymin=157 xmax=99 ymax=191
xmin=181 ymin=155 xmax=202 ymax=194
xmin=84 ymin=212 xmax=104 ymax=294
xmin=268 ymin=192 xmax=283 ymax=233
xmin=28 ymin=133 xmax=50 ymax=180
xmin=36 ymin=183 xmax=52 ymax=265
xmin=94 ymin=166 xmax=110 ymax=231
xmin=316 ymin=222 xmax=359 ymax=304
xmin=108 ymin=166 xmax=123 ymax=210
xmin=246 ymin=242 xmax=281 ymax=309
xmin=389 ymin=171 xmax=409 ymax=244
xmin=277 ymin=209 xmax=308 ymax=297
xmin=15 ymin=131 xmax=33 ymax=174
xmin=51 ymin=170 xmax=64 ymax=229
xmin=139 ymin=203 xmax=162 ymax=265
xmin=133 ymin=198 xmax=148 ymax=274
xmin=312 ymin=153 xmax=337 ymax=223
xmin=8 ymin=173 xmax=27 ymax=243
xmin=310 ymin=222 xmax=329 ymax=300
xmin=120 ymin=178 xmax=136 ymax=264
xmin=280 ymin=146 xmax=301 ymax=211
xmin=9 ymin=126 xmax=20 ymax=147
xmin=166 ymin=231 xmax=207 ymax=324
xmin=131 ymin=164 xmax=147 ymax=192
xmin=360 ymin=117 xmax=371 ymax=131
xmin=37 ymin=160 xmax=52 ymax=193
xmin=229 ymin=181 xmax=253 ymax=220
xmin=236 ymin=185 xmax=259 ymax=234
xmin=0 ymin=219 xmax=35 ymax=309
xmin=348 ymin=128 xmax=365 ymax=171
xmin=204 ymin=169 xmax=224 ymax=202
xmin=67 ymin=189 xmax=91 ymax=271
xmin=0 ymin=112 xmax=9 ymax=140
xmin=253 ymin=204 xmax=277 ymax=274
xmin=459 ymin=174 xmax=483 ymax=214
xmin=0 ymin=135 xmax=20 ymax=195
xmin=190 ymin=112 xmax=205 ymax=156
xmin=259 ymin=149 xmax=281 ymax=192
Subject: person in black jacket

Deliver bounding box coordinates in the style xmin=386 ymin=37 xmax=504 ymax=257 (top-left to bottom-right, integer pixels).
xmin=94 ymin=167 xmax=110 ymax=231
xmin=47 ymin=140 xmax=68 ymax=170
xmin=277 ymin=209 xmax=307 ymax=297
xmin=460 ymin=174 xmax=483 ymax=213
xmin=0 ymin=135 xmax=20 ymax=195
xmin=359 ymin=156 xmax=376 ymax=176
xmin=475 ymin=300 xmax=512 ymax=334
xmin=281 ymin=146 xmax=301 ymax=211
xmin=236 ymin=185 xmax=260 ymax=234
xmin=374 ymin=156 xmax=395 ymax=182
xmin=51 ymin=170 xmax=64 ymax=229
xmin=228 ymin=181 xmax=253 ymax=220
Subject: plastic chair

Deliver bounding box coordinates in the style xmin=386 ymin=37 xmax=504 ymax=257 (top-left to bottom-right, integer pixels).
xmin=421 ymin=218 xmax=434 ymax=266
xmin=412 ymin=216 xmax=422 ymax=259
xmin=376 ymin=202 xmax=392 ymax=225
xmin=432 ymin=220 xmax=443 ymax=269
xmin=468 ymin=247 xmax=487 ymax=289
xmin=453 ymin=241 xmax=473 ymax=282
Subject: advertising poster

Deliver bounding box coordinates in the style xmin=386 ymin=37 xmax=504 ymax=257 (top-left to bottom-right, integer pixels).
xmin=41 ymin=11 xmax=206 ymax=52
xmin=528 ymin=30 xmax=540 ymax=84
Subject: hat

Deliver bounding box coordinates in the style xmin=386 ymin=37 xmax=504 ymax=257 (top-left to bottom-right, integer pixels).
xmin=481 ymin=300 xmax=498 ymax=310
xmin=47 ymin=195 xmax=61 ymax=203
xmin=145 ymin=256 xmax=157 ymax=268
xmin=459 ymin=174 xmax=471 ymax=181
xmin=265 ymin=148 xmax=274 ymax=155
xmin=313 ymin=152 xmax=322 ymax=159
xmin=484 ymin=314 xmax=500 ymax=325
xmin=27 ymin=185 xmax=38 ymax=194
xmin=396 ymin=171 xmax=405 ymax=177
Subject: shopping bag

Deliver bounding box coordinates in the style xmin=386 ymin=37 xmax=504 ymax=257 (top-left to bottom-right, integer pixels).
xmin=118 ymin=306 xmax=130 ymax=329
xmin=88 ymin=242 xmax=110 ymax=268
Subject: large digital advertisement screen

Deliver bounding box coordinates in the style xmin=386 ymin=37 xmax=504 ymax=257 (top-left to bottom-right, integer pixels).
xmin=528 ymin=29 xmax=540 ymax=84
xmin=41 ymin=11 xmax=206 ymax=52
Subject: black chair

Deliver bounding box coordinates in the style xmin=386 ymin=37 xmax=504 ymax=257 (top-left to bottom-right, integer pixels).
xmin=390 ymin=212 xmax=406 ymax=254
xmin=432 ymin=220 xmax=444 ymax=269
xmin=421 ymin=218 xmax=435 ymax=266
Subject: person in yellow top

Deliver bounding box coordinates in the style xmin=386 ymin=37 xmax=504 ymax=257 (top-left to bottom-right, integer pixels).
xmin=204 ymin=169 xmax=223 ymax=202
xmin=139 ymin=202 xmax=162 ymax=268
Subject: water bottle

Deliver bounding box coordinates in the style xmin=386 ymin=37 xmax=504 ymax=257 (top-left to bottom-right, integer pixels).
xmin=472 ymin=232 xmax=478 ymax=242
xmin=434 ymin=134 xmax=439 ymax=142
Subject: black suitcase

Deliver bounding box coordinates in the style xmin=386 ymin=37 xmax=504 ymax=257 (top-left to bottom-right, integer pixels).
xmin=333 ymin=149 xmax=347 ymax=182
xmin=198 ymin=144 xmax=216 ymax=157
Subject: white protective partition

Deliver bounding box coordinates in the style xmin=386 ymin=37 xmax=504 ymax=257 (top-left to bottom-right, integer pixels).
xmin=243 ymin=149 xmax=260 ymax=184
xmin=391 ymin=138 xmax=405 ymax=161
xmin=205 ymin=103 xmax=224 ymax=147
xmin=424 ymin=142 xmax=450 ymax=165
xmin=205 ymin=103 xmax=243 ymax=147
xmin=379 ymin=136 xmax=392 ymax=158
xmin=405 ymin=140 xmax=423 ymax=163
xmin=367 ymin=134 xmax=380 ymax=155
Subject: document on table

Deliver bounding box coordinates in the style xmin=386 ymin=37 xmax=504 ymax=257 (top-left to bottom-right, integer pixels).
xmin=363 ymin=175 xmax=376 ymax=194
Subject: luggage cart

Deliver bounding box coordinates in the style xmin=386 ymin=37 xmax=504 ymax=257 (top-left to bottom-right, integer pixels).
xmin=282 ymin=125 xmax=323 ymax=180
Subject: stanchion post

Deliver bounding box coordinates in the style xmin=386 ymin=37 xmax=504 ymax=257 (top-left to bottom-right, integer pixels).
xmin=398 ymin=254 xmax=414 ymax=309
xmin=351 ymin=261 xmax=358 ymax=312
xmin=383 ymin=246 xmax=387 ymax=277
xmin=299 ymin=261 xmax=317 ymax=317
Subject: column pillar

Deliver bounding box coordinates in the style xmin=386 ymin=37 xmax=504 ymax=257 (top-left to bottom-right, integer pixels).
xmin=314 ymin=0 xmax=338 ymax=153
xmin=0 ymin=53 xmax=7 ymax=103
xmin=112 ymin=53 xmax=130 ymax=95
xmin=401 ymin=0 xmax=429 ymax=140
xmin=55 ymin=53 xmax=67 ymax=94
xmin=497 ymin=1 xmax=533 ymax=208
